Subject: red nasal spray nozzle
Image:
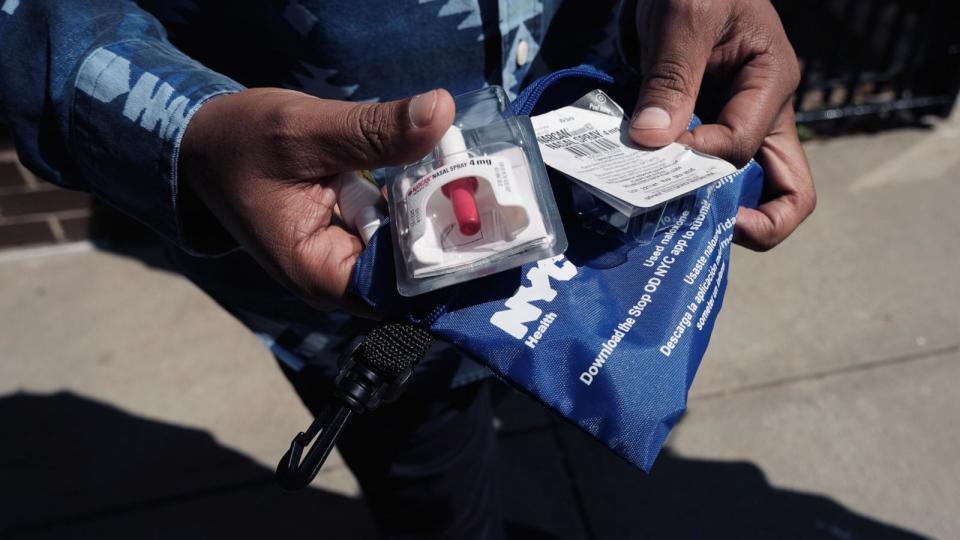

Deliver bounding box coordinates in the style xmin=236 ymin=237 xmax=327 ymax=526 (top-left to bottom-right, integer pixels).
xmin=438 ymin=126 xmax=481 ymax=236
xmin=442 ymin=178 xmax=480 ymax=236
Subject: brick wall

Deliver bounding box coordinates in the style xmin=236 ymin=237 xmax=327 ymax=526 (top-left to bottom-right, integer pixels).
xmin=0 ymin=126 xmax=158 ymax=251
xmin=0 ymin=140 xmax=93 ymax=250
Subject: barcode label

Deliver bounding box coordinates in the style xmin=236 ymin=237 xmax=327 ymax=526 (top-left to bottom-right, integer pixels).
xmin=563 ymin=138 xmax=620 ymax=157
xmin=533 ymin=103 xmax=737 ymax=208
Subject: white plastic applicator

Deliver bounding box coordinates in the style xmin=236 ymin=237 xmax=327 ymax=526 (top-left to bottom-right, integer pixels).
xmin=337 ymin=170 xmax=386 ymax=245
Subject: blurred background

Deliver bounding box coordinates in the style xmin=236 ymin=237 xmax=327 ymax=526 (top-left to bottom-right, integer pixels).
xmin=2 ymin=0 xmax=958 ymax=538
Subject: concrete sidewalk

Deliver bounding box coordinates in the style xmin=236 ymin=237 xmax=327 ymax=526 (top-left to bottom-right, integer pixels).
xmin=1 ymin=115 xmax=958 ymax=538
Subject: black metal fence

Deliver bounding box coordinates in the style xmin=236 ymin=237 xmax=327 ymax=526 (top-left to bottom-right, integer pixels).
xmin=774 ymin=0 xmax=960 ymax=129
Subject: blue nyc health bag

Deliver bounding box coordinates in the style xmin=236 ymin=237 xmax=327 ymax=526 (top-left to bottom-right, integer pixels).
xmin=351 ymin=66 xmax=764 ymax=471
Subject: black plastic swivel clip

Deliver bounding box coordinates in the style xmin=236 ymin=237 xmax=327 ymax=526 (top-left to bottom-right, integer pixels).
xmin=275 ymin=328 xmax=423 ymax=491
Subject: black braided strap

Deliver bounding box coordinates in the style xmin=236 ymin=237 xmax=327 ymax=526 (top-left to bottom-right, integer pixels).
xmin=355 ymin=323 xmax=435 ymax=381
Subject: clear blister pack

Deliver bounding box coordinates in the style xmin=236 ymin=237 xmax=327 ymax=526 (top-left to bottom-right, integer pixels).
xmin=388 ymin=86 xmax=567 ymax=297
xmin=570 ymin=181 xmax=715 ymax=244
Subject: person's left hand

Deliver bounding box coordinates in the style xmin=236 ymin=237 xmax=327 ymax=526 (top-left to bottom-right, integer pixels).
xmin=179 ymin=88 xmax=455 ymax=315
xmin=625 ymin=0 xmax=816 ymax=251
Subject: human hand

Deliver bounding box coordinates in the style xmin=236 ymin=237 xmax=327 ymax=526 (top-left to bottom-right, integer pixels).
xmin=626 ymin=0 xmax=816 ymax=250
xmin=179 ymin=88 xmax=455 ymax=312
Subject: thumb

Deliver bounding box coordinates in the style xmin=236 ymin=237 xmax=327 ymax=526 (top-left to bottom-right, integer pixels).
xmin=316 ymin=89 xmax=456 ymax=173
xmin=629 ymin=12 xmax=711 ymax=149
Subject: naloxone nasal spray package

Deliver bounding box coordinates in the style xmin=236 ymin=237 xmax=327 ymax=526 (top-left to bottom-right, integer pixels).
xmin=388 ymin=86 xmax=567 ymax=296
xmin=531 ymin=90 xmax=737 ymax=245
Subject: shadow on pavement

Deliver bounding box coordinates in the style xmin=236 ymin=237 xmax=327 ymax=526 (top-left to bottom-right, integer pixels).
xmin=566 ymin=445 xmax=929 ymax=540
xmin=0 ymin=392 xmax=376 ymax=539
xmin=495 ymin=391 xmax=929 ymax=540
xmin=0 ymin=391 xmax=929 ymax=540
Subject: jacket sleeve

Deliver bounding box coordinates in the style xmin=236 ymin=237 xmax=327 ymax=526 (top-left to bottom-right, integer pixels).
xmin=0 ymin=0 xmax=246 ymax=255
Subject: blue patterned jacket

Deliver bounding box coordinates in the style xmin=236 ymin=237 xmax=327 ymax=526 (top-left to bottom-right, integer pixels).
xmin=0 ymin=0 xmax=624 ymax=388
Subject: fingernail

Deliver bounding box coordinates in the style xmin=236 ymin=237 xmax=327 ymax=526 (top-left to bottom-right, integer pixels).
xmin=631 ymin=107 xmax=671 ymax=130
xmin=409 ymin=90 xmax=437 ymax=128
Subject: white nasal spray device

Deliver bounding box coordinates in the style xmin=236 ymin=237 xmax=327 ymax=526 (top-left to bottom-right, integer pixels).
xmin=337 ymin=170 xmax=385 ymax=245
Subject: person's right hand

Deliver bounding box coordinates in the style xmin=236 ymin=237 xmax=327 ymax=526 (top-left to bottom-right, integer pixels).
xmin=626 ymin=0 xmax=816 ymax=251
xmin=179 ymin=88 xmax=455 ymax=314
